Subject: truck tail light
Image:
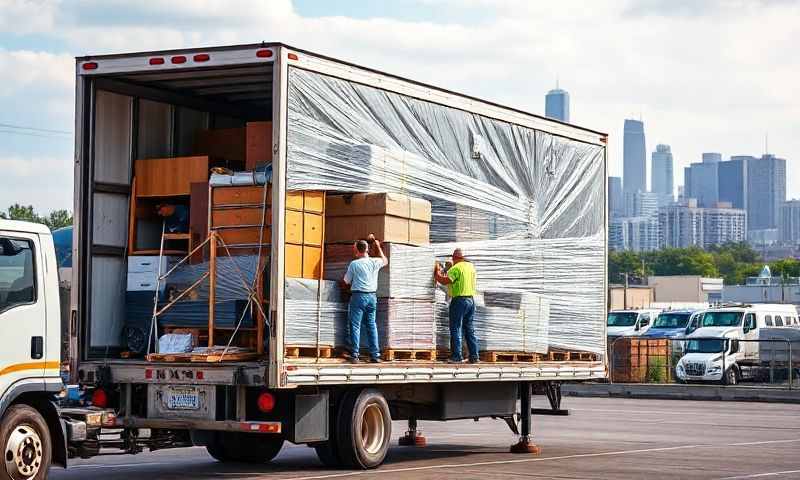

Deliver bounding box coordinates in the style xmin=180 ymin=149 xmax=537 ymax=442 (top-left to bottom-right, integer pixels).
xmin=171 ymin=55 xmax=187 ymax=64
xmin=257 ymin=392 xmax=275 ymax=413
xmin=91 ymin=388 xmax=108 ymax=408
xmin=149 ymin=57 xmax=165 ymax=65
xmin=193 ymin=53 xmax=210 ymax=62
xmin=287 ymin=53 xmax=299 ymax=61
xmin=82 ymin=62 xmax=98 ymax=70
xmin=256 ymin=49 xmax=273 ymax=58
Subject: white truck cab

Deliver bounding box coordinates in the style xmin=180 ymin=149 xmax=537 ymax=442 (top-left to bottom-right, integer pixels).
xmin=676 ymin=303 xmax=800 ymax=385
xmin=0 ymin=219 xmax=68 ymax=477
xmin=607 ymin=309 xmax=661 ymax=337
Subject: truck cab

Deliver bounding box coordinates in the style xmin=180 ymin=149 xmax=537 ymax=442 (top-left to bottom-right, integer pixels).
xmin=0 ymin=219 xmax=67 ymax=477
xmin=676 ymin=304 xmax=799 ymax=385
xmin=642 ymin=309 xmax=698 ymax=339
xmin=606 ymin=309 xmax=660 ymax=338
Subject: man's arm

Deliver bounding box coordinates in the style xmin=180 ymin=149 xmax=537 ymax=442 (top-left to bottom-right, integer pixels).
xmin=373 ymin=238 xmax=388 ymax=266
xmin=434 ymin=262 xmax=452 ymax=285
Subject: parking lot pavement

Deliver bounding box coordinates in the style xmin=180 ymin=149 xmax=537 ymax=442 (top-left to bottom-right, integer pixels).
xmin=51 ymin=396 xmax=800 ymax=480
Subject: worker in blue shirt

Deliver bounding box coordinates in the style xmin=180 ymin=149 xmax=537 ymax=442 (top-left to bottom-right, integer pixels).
xmin=343 ymin=235 xmax=388 ymax=364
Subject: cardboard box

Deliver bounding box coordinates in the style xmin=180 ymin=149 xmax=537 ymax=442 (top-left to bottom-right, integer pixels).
xmin=194 ymin=128 xmax=246 ymax=165
xmin=374 ymin=299 xmax=436 ymax=350
xmin=326 ymin=216 xmax=429 ymax=245
xmin=246 ymin=121 xmax=273 ymax=170
xmin=326 ymin=193 xmax=431 ymax=222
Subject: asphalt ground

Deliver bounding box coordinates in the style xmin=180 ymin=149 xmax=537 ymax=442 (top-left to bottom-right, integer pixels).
xmin=50 ymin=396 xmax=800 ymax=480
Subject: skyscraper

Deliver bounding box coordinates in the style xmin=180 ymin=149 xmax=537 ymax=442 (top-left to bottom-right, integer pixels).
xmin=651 ymin=144 xmax=674 ymax=206
xmin=623 ymin=119 xmax=646 ymax=211
xmin=683 ymin=153 xmax=720 ymax=208
xmin=780 ymin=200 xmax=800 ymax=244
xmin=608 ymin=176 xmax=624 ymax=218
xmin=545 ymin=87 xmax=570 ymax=123
xmin=659 ymin=199 xmax=746 ymax=249
xmin=718 ymin=157 xmax=748 ymax=211
xmin=747 ymin=154 xmax=786 ymax=231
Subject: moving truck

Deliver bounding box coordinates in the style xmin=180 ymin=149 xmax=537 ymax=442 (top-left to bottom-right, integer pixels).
xmin=0 ymin=43 xmax=608 ymax=477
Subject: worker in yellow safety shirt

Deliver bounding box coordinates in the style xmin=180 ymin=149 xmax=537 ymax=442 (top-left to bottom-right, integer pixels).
xmin=434 ymin=248 xmax=478 ymax=364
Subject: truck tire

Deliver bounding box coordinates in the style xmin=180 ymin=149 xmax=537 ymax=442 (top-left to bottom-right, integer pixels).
xmin=1 ymin=404 xmax=51 ymax=480
xmin=724 ymin=368 xmax=738 ymax=386
xmin=206 ymin=432 xmax=283 ymax=463
xmin=336 ymin=388 xmax=391 ymax=469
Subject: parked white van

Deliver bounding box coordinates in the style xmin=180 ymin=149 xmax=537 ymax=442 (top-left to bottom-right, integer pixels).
xmin=607 ymin=309 xmax=661 ymax=338
xmin=676 ymin=303 xmax=800 ymax=384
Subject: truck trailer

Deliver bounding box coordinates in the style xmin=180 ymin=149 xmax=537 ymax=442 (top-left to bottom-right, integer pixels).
xmin=0 ymin=43 xmax=607 ymax=478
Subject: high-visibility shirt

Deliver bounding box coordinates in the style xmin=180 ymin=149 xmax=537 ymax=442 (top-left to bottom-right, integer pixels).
xmin=447 ymin=261 xmax=477 ymax=297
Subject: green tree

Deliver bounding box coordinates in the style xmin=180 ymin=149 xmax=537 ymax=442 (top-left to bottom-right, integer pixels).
xmin=646 ymin=247 xmax=718 ymax=277
xmin=0 ymin=204 xmax=72 ymax=230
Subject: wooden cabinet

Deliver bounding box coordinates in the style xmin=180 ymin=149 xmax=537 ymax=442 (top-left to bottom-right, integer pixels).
xmin=285 ymin=191 xmax=325 ymax=280
xmin=134 ymin=156 xmax=210 ymax=197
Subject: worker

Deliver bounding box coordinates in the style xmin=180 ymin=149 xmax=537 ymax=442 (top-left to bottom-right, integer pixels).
xmin=434 ymin=248 xmax=478 ymax=364
xmin=342 ymin=236 xmax=388 ymax=364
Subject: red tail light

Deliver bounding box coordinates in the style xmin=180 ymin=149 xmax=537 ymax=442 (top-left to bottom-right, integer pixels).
xmin=91 ymin=388 xmax=108 ymax=408
xmin=82 ymin=62 xmax=98 ymax=70
xmin=171 ymin=55 xmax=187 ymax=64
xmin=287 ymin=53 xmax=299 ymax=61
xmin=193 ymin=53 xmax=210 ymax=62
xmin=149 ymin=57 xmax=165 ymax=65
xmin=257 ymin=392 xmax=276 ymax=413
xmin=256 ymin=49 xmax=273 ymax=58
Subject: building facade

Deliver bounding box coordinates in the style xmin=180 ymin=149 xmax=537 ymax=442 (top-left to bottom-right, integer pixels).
xmin=747 ymin=154 xmax=786 ymax=231
xmin=683 ymin=154 xmax=720 ymax=208
xmin=651 ymin=144 xmax=674 ymax=206
xmin=718 ymin=156 xmax=748 ymax=210
xmin=610 ymin=216 xmax=659 ymax=252
xmin=780 ymin=200 xmax=800 ymax=245
xmin=545 ymin=88 xmax=570 ymax=123
xmin=608 ymin=176 xmax=624 ymax=218
xmin=623 ymin=119 xmax=646 ymax=204
xmin=659 ymin=199 xmax=746 ymax=249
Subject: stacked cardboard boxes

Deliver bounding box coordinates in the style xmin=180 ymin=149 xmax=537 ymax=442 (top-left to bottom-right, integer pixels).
xmin=326 ymin=193 xmax=432 ymax=245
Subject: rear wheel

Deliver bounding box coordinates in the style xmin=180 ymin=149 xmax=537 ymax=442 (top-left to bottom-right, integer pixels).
xmin=1 ymin=405 xmax=51 ymax=480
xmin=336 ymin=388 xmax=391 ymax=469
xmin=206 ymin=432 xmax=284 ymax=463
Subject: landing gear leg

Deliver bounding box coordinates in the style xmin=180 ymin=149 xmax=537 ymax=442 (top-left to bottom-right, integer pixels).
xmin=510 ymin=382 xmax=541 ymax=454
xmin=398 ymin=417 xmax=426 ymax=446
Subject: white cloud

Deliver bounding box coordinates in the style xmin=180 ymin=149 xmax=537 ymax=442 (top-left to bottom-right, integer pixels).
xmin=0 ymin=0 xmax=59 ymax=34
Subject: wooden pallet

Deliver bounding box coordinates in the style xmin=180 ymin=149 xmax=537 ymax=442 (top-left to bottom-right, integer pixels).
xmin=479 ymin=351 xmax=539 ymax=363
xmin=382 ymin=349 xmax=437 ymax=362
xmin=284 ymin=345 xmax=334 ymax=359
xmin=145 ymin=353 xmax=193 ymax=362
xmin=145 ymin=351 xmax=259 ymax=363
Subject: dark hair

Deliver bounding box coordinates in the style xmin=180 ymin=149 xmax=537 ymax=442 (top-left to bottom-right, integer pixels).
xmin=355 ymin=240 xmax=369 ymax=253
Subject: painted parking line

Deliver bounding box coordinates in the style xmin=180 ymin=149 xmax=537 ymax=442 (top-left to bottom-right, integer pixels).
xmin=274 ymin=438 xmax=800 ymax=480
xmin=717 ymin=470 xmax=800 ymax=479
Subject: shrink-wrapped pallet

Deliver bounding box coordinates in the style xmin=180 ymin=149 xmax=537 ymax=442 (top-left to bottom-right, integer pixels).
xmin=325 ymin=243 xmax=436 ymax=300
xmin=284 ymin=278 xmax=347 ymax=347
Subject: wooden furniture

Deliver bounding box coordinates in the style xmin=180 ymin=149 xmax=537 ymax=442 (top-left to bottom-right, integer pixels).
xmin=210 ymin=185 xmax=272 ymax=252
xmin=134 ymin=156 xmax=210 ymax=197
xmin=285 ymin=191 xmax=325 ymax=279
xmin=245 ymin=121 xmax=273 ymax=170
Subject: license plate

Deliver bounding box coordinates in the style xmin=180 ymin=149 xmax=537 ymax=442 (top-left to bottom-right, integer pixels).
xmin=166 ymin=387 xmax=200 ymax=410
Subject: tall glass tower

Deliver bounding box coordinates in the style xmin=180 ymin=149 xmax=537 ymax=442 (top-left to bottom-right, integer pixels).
xmin=651 ymin=144 xmax=674 ymax=206
xmin=623 ymin=119 xmax=646 ymax=213
xmin=545 ymin=87 xmax=570 ymax=123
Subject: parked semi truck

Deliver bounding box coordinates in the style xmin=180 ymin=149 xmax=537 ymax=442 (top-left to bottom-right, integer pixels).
xmin=0 ymin=43 xmax=608 ymax=478
xmin=677 ymin=304 xmax=800 ymax=384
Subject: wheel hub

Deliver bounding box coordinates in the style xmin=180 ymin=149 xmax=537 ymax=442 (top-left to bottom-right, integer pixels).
xmin=5 ymin=425 xmax=43 ymax=480
xmin=361 ymin=403 xmax=386 ymax=455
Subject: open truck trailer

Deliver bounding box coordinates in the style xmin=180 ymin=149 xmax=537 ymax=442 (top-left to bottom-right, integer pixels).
xmin=54 ymin=43 xmax=608 ymax=469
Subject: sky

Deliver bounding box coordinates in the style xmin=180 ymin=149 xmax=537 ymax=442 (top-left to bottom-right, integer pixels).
xmin=0 ymin=0 xmax=798 ymax=214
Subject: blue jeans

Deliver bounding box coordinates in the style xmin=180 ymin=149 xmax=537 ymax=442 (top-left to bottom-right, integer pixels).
xmin=449 ymin=296 xmax=478 ymax=361
xmin=348 ymin=292 xmax=380 ymax=359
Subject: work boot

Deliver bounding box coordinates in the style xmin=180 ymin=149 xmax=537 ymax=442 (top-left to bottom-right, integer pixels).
xmin=468 ymin=358 xmax=480 ymax=364
xmin=446 ymin=358 xmax=464 ymax=364
xmin=369 ymin=357 xmax=383 ymax=364
xmin=346 ymin=354 xmax=360 ymax=364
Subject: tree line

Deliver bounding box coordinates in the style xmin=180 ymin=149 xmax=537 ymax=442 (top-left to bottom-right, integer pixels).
xmin=0 ymin=204 xmax=73 ymax=230
xmin=609 ymin=242 xmax=800 ymax=286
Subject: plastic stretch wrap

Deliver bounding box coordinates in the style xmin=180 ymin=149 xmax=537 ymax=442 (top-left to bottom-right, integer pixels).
xmin=285 ymin=67 xmax=606 ymax=355
xmin=324 ymin=243 xmax=436 ymax=300
xmin=370 ymin=299 xmax=435 ymax=350
xmin=284 ymin=278 xmax=347 ymax=346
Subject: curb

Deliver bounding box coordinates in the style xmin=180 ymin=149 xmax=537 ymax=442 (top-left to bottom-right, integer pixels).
xmin=562 ymin=383 xmax=800 ymax=404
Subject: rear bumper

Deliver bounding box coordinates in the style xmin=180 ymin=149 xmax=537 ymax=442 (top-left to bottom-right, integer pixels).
xmin=118 ymin=417 xmax=281 ymax=434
